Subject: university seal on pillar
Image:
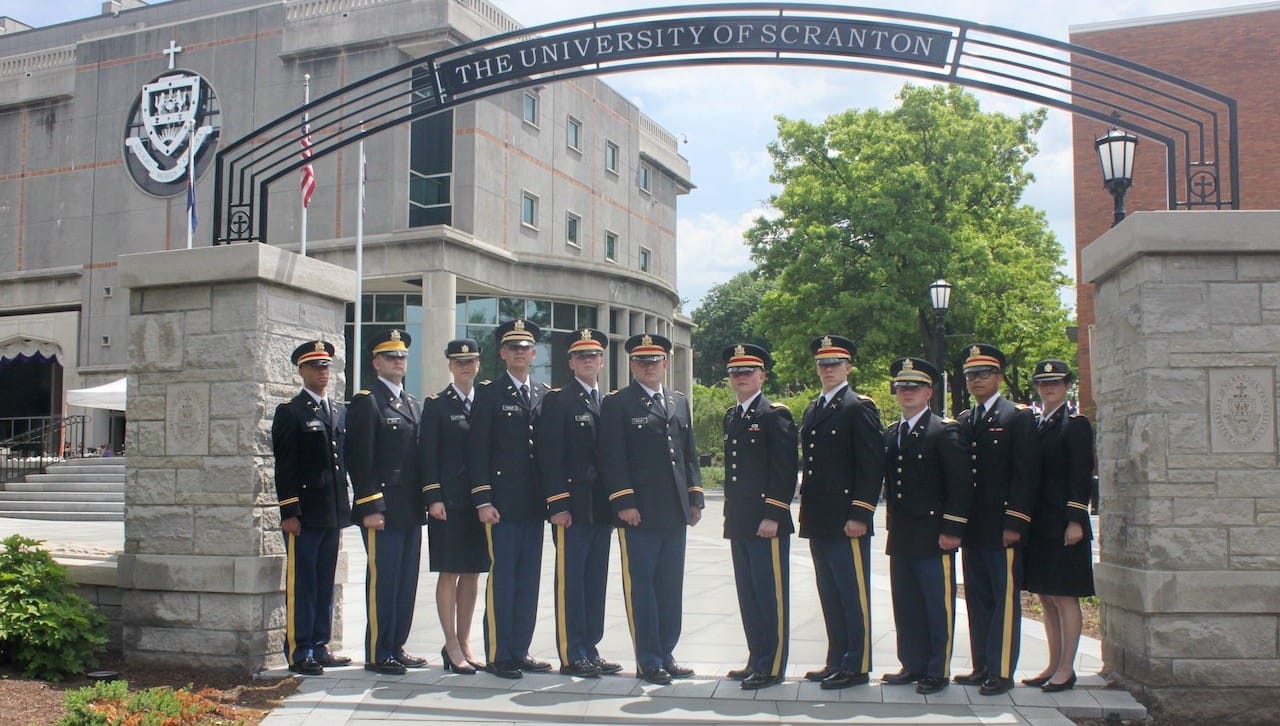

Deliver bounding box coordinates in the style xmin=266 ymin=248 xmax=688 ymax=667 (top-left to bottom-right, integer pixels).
xmin=122 ymin=69 xmax=222 ymax=197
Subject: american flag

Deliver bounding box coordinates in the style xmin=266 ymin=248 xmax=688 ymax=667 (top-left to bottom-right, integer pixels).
xmin=300 ymin=112 xmax=315 ymax=208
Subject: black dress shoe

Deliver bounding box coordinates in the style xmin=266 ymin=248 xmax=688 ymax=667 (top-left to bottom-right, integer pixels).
xmin=819 ymin=670 xmax=869 ymax=690
xmin=881 ymin=669 xmax=922 ymax=685
xmin=1041 ymin=673 xmax=1076 ymax=693
xmin=953 ymin=669 xmax=988 ymax=686
xmin=314 ymin=651 xmax=351 ymax=667
xmin=915 ymin=676 xmax=948 ymax=695
xmin=663 ymin=662 xmax=694 ymax=678
xmin=441 ymin=647 xmax=476 ymax=675
xmin=364 ymin=658 xmax=406 ymax=675
xmin=485 ymin=660 xmax=522 ymax=679
xmin=804 ymin=666 xmax=836 ymax=682
xmin=637 ymin=667 xmax=672 ymax=685
xmin=288 ymin=656 xmax=324 ymax=676
xmin=560 ymin=659 xmax=601 ymax=678
xmin=741 ymin=672 xmax=784 ymax=690
xmin=726 ymin=666 xmax=755 ymax=681
xmin=1020 ymin=674 xmax=1050 ymax=687
xmin=394 ymin=651 xmax=427 ymax=668
xmin=591 ymin=656 xmax=623 ymax=675
xmin=979 ymin=676 xmax=1014 ymax=696
xmin=516 ymin=655 xmax=552 ymax=672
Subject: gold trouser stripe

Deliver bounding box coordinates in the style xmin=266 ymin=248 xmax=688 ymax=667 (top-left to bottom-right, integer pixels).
xmin=285 ymin=532 xmax=297 ymax=665
xmin=617 ymin=529 xmax=639 ymax=667
xmin=769 ymin=537 xmax=785 ymax=677
xmin=942 ymin=553 xmax=954 ymax=679
xmin=366 ymin=529 xmax=378 ymax=663
xmin=1000 ymin=548 xmax=1016 ymax=677
xmin=484 ymin=522 xmax=498 ymax=663
xmin=554 ymin=524 xmax=569 ymax=666
xmin=850 ymin=537 xmax=871 ymax=673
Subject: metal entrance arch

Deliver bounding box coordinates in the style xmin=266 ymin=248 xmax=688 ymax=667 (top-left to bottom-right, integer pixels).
xmin=211 ymin=2 xmax=1239 ymax=245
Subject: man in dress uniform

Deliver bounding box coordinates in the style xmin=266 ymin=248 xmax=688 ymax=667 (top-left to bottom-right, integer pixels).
xmin=720 ymin=344 xmax=798 ymax=690
xmin=470 ymin=318 xmax=551 ymax=679
xmin=345 ymin=329 xmax=427 ymax=676
xmin=536 ymin=328 xmax=623 ymax=678
xmin=880 ymin=357 xmax=971 ymax=695
xmin=272 ymin=340 xmax=353 ymax=675
xmin=599 ymin=333 xmax=704 ymax=685
xmin=952 ymin=344 xmax=1040 ymax=696
xmin=797 ymin=335 xmax=884 ymax=690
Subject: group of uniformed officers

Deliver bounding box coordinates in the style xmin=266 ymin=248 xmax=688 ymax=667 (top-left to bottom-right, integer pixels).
xmin=272 ymin=323 xmax=1094 ymax=695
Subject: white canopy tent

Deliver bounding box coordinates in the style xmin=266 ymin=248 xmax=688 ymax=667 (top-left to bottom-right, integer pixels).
xmin=67 ymin=377 xmax=127 ymax=411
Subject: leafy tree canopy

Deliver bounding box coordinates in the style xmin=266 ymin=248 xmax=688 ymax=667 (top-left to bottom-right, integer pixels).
xmin=690 ymin=271 xmax=773 ymax=387
xmin=744 ymin=83 xmax=1075 ymax=406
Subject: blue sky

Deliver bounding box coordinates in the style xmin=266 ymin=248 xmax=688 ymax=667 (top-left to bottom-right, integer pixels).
xmin=1 ymin=0 xmax=1245 ymax=310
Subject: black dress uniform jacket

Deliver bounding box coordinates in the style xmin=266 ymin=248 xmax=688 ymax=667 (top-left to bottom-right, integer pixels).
xmin=420 ymin=385 xmax=472 ymax=510
xmin=469 ymin=376 xmax=547 ymax=521
xmin=722 ymin=394 xmax=798 ymax=539
xmin=600 ymin=382 xmax=705 ymax=526
xmin=272 ymin=392 xmax=351 ymax=528
xmin=883 ymin=410 xmax=970 ymax=558
xmin=346 ymin=380 xmax=426 ymax=528
xmin=798 ymin=387 xmax=885 ymax=538
xmin=1030 ymin=406 xmax=1093 ymax=541
xmin=956 ymin=396 xmax=1039 ymax=546
xmin=537 ymin=383 xmax=611 ymax=523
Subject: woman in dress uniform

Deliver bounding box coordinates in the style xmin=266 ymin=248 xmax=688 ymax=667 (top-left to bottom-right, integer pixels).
xmin=420 ymin=339 xmax=490 ymax=674
xmin=1022 ymin=359 xmax=1095 ymax=693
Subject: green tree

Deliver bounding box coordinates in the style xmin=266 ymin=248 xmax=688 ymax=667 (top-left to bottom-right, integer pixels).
xmin=746 ymin=83 xmax=1074 ymax=407
xmin=690 ymin=271 xmax=773 ymax=387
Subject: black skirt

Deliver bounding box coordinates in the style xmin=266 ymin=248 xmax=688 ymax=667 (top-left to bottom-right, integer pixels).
xmin=426 ymin=507 xmax=491 ymax=573
xmin=1024 ymin=535 xmax=1095 ymax=597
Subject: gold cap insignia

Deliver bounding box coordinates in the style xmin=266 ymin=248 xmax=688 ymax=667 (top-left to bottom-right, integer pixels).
xmin=580 ymin=329 xmax=593 ymax=341
xmin=822 ymin=335 xmax=833 ymax=348
xmin=514 ymin=320 xmax=526 ymax=331
xmin=903 ymin=358 xmax=915 ymax=370
xmin=461 ymin=344 xmax=470 ymax=353
xmin=642 ymin=334 xmax=653 ymax=346
xmin=313 ymin=341 xmax=325 ymax=352
xmin=390 ymin=330 xmax=402 ymax=341
xmin=734 ymin=344 xmax=746 ymax=357
xmin=970 ymin=345 xmax=981 ymax=357
xmin=1043 ymin=362 xmax=1053 ymax=373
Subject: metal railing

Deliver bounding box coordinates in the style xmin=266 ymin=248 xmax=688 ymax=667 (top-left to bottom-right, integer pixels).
xmin=0 ymin=415 xmax=87 ymax=486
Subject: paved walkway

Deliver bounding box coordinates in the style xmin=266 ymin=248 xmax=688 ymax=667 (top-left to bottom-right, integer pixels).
xmin=2 ymin=497 xmax=1145 ymax=724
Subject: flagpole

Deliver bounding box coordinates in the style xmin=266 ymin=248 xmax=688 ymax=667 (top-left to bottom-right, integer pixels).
xmin=353 ymin=134 xmax=365 ymax=391
xmin=186 ymin=119 xmax=196 ymax=249
xmin=300 ymin=74 xmax=311 ymax=257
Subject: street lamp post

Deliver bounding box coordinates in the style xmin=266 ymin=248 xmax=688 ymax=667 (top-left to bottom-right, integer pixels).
xmin=929 ymin=279 xmax=952 ymax=415
xmin=1095 ymin=128 xmax=1139 ymax=227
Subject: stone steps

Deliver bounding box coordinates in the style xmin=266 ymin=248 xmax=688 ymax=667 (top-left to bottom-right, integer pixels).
xmin=0 ymin=459 xmax=126 ymax=521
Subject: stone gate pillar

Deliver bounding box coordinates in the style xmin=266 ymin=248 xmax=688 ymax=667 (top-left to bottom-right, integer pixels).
xmin=1083 ymin=211 xmax=1280 ymax=722
xmin=117 ymin=244 xmax=357 ymax=671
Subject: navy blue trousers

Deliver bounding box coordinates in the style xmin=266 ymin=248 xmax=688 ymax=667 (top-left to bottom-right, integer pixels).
xmin=731 ymin=536 xmax=790 ymax=677
xmin=360 ymin=525 xmax=422 ymax=663
xmin=483 ymin=519 xmax=544 ymax=664
xmin=282 ymin=526 xmax=341 ymax=665
xmin=961 ymin=545 xmax=1023 ymax=679
xmin=617 ymin=526 xmax=686 ymax=673
xmin=889 ymin=551 xmax=957 ymax=679
xmin=552 ymin=522 xmax=612 ymax=666
xmin=809 ymin=536 xmax=873 ymax=674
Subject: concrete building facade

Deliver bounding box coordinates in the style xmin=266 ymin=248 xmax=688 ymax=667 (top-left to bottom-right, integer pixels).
xmin=0 ymin=0 xmax=694 ymax=453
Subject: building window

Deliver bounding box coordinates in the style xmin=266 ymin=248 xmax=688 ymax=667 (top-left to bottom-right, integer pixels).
xmin=605 ymin=140 xmax=619 ymax=175
xmin=605 ymin=231 xmax=618 ymax=262
xmin=456 ymin=294 xmax=602 ymax=387
xmin=408 ymin=69 xmax=452 ymax=228
xmin=521 ymin=191 xmax=539 ymax=229
xmin=639 ymin=164 xmax=652 ymax=194
xmin=345 ymin=293 xmax=423 ymax=398
xmin=639 ymin=246 xmax=652 ymax=273
xmin=566 ymin=212 xmax=581 ymax=248
xmin=522 ymin=91 xmax=539 ymax=127
xmin=567 ymin=115 xmax=582 ymax=152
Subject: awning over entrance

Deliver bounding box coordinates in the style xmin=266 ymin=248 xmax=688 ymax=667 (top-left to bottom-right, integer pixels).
xmin=67 ymin=378 xmax=127 ymax=411
xmin=0 ymin=334 xmax=62 ymax=362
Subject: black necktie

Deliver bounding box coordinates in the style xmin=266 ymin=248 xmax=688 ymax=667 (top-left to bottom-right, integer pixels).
xmin=590 ymin=389 xmax=599 ymax=406
xmin=973 ymin=404 xmax=986 ymax=429
xmin=464 ymin=397 xmax=472 ymax=415
xmin=898 ymin=421 xmax=908 ymax=448
xmin=818 ymin=395 xmax=827 ymax=410
xmin=733 ymin=406 xmax=743 ymax=422
xmin=519 ymin=384 xmax=530 ymax=408
xmin=652 ymin=393 xmax=666 ymax=417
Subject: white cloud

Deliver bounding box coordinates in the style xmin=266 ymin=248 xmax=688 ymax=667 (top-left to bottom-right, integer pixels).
xmin=676 ymin=208 xmax=769 ymax=310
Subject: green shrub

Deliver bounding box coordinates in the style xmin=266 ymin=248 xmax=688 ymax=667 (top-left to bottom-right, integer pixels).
xmin=59 ymin=679 xmax=242 ymax=726
xmin=0 ymin=534 xmax=108 ymax=681
xmin=699 ymin=466 xmax=725 ymax=489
